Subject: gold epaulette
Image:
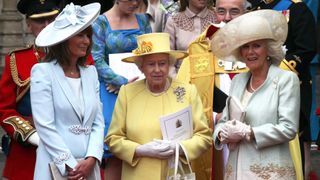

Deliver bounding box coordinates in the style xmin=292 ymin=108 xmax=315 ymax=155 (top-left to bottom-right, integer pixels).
xmin=279 ymin=59 xmax=298 ymax=75
xmin=8 ymin=45 xmax=32 ymax=55
xmin=3 ymin=116 xmax=36 ymax=142
xmin=9 ymin=46 xmax=32 ymax=87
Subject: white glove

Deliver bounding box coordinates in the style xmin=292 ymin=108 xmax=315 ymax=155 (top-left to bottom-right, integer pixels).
xmin=220 ymin=120 xmax=251 ymax=143
xmin=153 ymin=139 xmax=186 ymax=155
xmin=27 ymin=132 xmax=40 ymax=146
xmin=135 ymin=140 xmax=174 ymax=159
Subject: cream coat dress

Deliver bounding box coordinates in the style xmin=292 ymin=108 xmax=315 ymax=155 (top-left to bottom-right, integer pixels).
xmin=106 ymin=79 xmax=212 ymax=180
xmin=213 ymin=65 xmax=300 ymax=180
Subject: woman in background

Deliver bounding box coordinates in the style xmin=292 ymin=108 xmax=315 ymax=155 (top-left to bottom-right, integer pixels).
xmin=91 ymin=0 xmax=151 ymax=179
xmin=164 ymin=0 xmax=216 ymax=74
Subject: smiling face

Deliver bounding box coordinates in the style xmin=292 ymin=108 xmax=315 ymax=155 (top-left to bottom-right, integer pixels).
xmin=67 ymin=30 xmax=91 ymax=61
xmin=240 ymin=39 xmax=269 ymax=71
xmin=140 ymin=53 xmax=170 ymax=92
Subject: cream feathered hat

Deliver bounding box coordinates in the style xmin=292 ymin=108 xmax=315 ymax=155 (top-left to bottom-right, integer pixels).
xmin=210 ymin=9 xmax=288 ymax=65
xmin=36 ymin=3 xmax=101 ymax=47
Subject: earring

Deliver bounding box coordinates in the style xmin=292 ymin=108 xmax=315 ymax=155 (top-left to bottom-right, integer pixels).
xmin=266 ymin=56 xmax=271 ymax=61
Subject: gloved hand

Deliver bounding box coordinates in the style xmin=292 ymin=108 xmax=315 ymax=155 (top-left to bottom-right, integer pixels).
xmin=27 ymin=132 xmax=40 ymax=146
xmin=219 ymin=120 xmax=251 ymax=144
xmin=135 ymin=140 xmax=174 ymax=159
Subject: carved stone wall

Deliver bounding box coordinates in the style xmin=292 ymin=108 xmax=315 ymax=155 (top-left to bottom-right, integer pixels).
xmin=0 ymin=0 xmax=33 ymax=75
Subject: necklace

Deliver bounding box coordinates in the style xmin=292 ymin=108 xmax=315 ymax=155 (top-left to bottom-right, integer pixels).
xmin=250 ymin=76 xmax=256 ymax=92
xmin=146 ymin=78 xmax=170 ymax=96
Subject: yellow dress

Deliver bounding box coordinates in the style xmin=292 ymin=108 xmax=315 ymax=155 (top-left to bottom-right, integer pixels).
xmin=105 ymin=79 xmax=212 ymax=180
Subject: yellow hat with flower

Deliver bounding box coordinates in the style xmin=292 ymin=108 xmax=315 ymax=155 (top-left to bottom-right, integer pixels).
xmin=122 ymin=33 xmax=188 ymax=63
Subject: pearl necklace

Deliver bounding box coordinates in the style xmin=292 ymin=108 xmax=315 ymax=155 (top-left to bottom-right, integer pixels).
xmin=146 ymin=79 xmax=170 ymax=96
xmin=250 ymin=76 xmax=256 ymax=92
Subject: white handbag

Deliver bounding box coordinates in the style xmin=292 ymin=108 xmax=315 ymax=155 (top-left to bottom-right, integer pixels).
xmin=167 ymin=143 xmax=196 ymax=180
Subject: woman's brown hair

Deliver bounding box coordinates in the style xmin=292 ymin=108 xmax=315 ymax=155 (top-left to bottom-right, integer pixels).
xmin=44 ymin=26 xmax=93 ymax=67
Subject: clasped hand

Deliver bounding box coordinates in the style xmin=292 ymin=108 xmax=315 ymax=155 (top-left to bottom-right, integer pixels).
xmin=219 ymin=119 xmax=251 ymax=144
xmin=135 ymin=140 xmax=176 ymax=159
xmin=67 ymin=157 xmax=96 ymax=180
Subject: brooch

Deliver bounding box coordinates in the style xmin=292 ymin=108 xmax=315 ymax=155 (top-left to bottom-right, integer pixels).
xmin=173 ymin=86 xmax=186 ymax=103
xmin=272 ymin=77 xmax=278 ymax=89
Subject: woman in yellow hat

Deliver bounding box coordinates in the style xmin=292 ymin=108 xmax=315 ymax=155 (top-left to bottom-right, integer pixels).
xmin=105 ymin=33 xmax=212 ymax=180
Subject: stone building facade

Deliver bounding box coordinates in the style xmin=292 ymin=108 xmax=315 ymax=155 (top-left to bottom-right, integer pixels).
xmin=0 ymin=0 xmax=34 ymax=75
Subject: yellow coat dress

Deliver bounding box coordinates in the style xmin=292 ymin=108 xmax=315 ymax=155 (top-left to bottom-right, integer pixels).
xmin=106 ymin=79 xmax=212 ymax=180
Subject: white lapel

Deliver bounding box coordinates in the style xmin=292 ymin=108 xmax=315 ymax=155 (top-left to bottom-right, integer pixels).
xmin=50 ymin=62 xmax=83 ymax=122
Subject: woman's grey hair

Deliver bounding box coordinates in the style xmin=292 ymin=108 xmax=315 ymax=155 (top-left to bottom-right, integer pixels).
xmin=235 ymin=39 xmax=284 ymax=66
xmin=134 ymin=54 xmax=176 ymax=68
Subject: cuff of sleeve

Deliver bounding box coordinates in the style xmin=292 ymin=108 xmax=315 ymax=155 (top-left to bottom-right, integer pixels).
xmin=3 ymin=116 xmax=36 ymax=142
xmin=56 ymin=157 xmax=78 ymax=176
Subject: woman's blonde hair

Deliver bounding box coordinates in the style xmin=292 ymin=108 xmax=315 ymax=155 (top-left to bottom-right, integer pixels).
xmin=235 ymin=39 xmax=285 ymax=66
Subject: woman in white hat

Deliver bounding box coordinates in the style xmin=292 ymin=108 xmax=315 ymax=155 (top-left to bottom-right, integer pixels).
xmin=30 ymin=3 xmax=104 ymax=180
xmin=105 ymin=33 xmax=212 ymax=180
xmin=211 ymin=10 xmax=300 ymax=179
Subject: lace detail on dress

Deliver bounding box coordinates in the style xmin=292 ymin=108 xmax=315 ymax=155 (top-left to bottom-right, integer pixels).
xmin=172 ymin=11 xmax=216 ymax=32
xmin=200 ymin=12 xmax=216 ymax=32
xmin=69 ymin=125 xmax=92 ymax=135
xmin=225 ymin=164 xmax=233 ymax=179
xmin=54 ymin=152 xmax=71 ymax=165
xmin=172 ymin=12 xmax=194 ymax=32
xmin=250 ymin=163 xmax=295 ymax=179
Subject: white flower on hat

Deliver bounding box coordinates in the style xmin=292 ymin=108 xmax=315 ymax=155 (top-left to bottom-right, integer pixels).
xmin=54 ymin=3 xmax=88 ymax=29
xmin=281 ymin=45 xmax=288 ymax=55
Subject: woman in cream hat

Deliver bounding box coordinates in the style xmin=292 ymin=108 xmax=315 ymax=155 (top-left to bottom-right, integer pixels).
xmin=105 ymin=33 xmax=212 ymax=180
xmin=30 ymin=3 xmax=104 ymax=180
xmin=212 ymin=10 xmax=300 ymax=179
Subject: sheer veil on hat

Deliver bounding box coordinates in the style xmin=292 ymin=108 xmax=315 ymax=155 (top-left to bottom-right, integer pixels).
xmin=35 ymin=3 xmax=101 ymax=47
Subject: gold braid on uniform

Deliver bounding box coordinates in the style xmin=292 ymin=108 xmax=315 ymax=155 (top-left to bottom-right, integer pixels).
xmin=9 ymin=53 xmax=30 ymax=87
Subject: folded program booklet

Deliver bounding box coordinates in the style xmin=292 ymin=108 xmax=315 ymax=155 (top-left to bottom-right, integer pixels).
xmin=227 ymin=96 xmax=246 ymax=122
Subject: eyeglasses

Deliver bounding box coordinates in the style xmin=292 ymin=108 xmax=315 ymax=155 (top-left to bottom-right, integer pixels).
xmin=216 ymin=8 xmax=242 ymax=17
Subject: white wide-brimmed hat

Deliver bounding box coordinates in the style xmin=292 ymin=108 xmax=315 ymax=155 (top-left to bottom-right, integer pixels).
xmin=35 ymin=3 xmax=101 ymax=47
xmin=122 ymin=33 xmax=188 ymax=63
xmin=211 ymin=9 xmax=288 ymax=62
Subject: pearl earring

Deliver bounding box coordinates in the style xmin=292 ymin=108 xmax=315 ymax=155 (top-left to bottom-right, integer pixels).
xmin=266 ymin=56 xmax=271 ymax=61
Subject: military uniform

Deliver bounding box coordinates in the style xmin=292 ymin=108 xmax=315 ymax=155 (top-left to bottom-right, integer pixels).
xmin=0 ymin=0 xmax=61 ymax=178
xmin=0 ymin=46 xmax=41 ymax=180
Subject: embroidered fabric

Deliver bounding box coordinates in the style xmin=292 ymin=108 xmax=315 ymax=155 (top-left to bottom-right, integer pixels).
xmin=53 ymin=152 xmax=71 ymax=165
xmin=172 ymin=11 xmax=215 ymax=32
xmin=69 ymin=125 xmax=92 ymax=135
